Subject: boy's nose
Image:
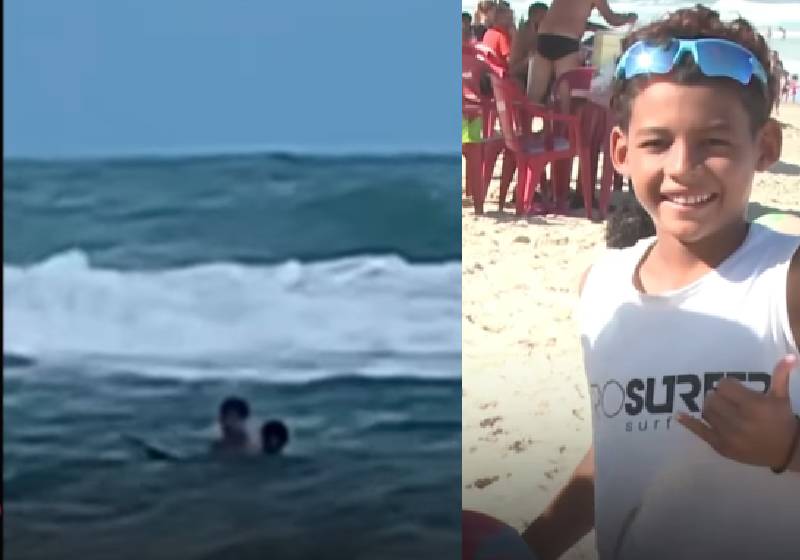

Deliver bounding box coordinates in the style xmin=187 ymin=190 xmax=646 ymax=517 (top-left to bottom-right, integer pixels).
xmin=664 ymin=139 xmax=699 ymax=178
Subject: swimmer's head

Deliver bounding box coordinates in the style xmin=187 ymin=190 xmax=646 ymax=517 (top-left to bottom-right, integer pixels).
xmin=219 ymin=396 xmax=250 ymax=437
xmin=260 ymin=420 xmax=289 ymax=454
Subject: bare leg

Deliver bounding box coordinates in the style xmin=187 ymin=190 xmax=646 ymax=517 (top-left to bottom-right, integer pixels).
xmin=550 ymin=51 xmax=587 ymax=210
xmin=528 ymin=53 xmax=554 ymax=103
xmin=553 ymin=51 xmax=584 ymax=115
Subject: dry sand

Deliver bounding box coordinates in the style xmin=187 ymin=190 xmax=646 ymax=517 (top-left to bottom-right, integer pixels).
xmin=461 ymin=103 xmax=800 ymax=559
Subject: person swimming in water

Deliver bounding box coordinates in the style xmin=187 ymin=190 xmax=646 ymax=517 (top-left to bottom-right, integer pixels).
xmin=260 ymin=420 xmax=289 ymax=455
xmin=211 ymin=396 xmax=258 ymax=454
xmin=127 ymin=397 xmax=290 ymax=460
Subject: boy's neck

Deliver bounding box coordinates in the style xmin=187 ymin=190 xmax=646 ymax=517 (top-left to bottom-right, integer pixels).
xmin=638 ymin=220 xmax=750 ymax=293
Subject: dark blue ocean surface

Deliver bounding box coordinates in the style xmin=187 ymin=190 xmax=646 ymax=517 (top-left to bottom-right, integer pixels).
xmin=3 ymin=153 xmax=461 ymax=559
xmin=4 ymin=153 xmax=460 ymax=267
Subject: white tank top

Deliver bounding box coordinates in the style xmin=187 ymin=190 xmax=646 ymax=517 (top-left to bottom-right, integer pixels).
xmin=580 ymin=224 xmax=800 ymax=560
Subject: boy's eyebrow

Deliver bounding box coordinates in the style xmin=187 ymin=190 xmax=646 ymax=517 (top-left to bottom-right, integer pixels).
xmin=634 ymin=121 xmax=734 ymax=137
xmin=634 ymin=127 xmax=671 ymax=137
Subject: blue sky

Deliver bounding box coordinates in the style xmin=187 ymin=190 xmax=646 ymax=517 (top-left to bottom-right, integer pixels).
xmin=4 ymin=1 xmax=459 ymax=158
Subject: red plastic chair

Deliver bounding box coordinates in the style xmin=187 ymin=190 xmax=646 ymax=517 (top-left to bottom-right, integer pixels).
xmin=596 ymin=108 xmax=619 ymax=218
xmin=489 ymin=72 xmax=586 ymax=216
xmin=551 ymin=67 xmax=595 ymax=96
xmin=553 ymin=67 xmax=622 ymax=219
xmin=462 ymin=45 xmax=516 ymax=214
xmin=547 ymin=67 xmax=603 ymax=218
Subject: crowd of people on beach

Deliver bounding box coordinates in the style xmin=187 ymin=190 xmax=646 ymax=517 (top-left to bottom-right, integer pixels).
xmin=462 ymin=0 xmax=636 ymax=99
xmin=771 ymin=50 xmax=799 ymax=113
xmin=464 ymin=2 xmax=797 ymax=110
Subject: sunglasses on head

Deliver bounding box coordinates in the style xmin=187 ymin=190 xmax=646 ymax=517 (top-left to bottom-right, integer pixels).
xmin=615 ymin=38 xmax=769 ymax=87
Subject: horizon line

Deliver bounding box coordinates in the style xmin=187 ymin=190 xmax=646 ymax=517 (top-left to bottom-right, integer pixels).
xmin=4 ymin=144 xmax=459 ymax=164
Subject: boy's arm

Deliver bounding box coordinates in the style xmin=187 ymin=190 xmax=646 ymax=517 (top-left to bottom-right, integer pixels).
xmin=787 ymin=246 xmax=800 ymax=472
xmin=788 ymin=246 xmax=799 ymax=366
xmin=593 ymin=0 xmax=637 ymax=27
xmin=521 ymin=446 xmax=595 ymax=560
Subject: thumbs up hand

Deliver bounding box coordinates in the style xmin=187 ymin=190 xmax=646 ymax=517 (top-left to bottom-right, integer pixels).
xmin=678 ymin=355 xmax=799 ymax=469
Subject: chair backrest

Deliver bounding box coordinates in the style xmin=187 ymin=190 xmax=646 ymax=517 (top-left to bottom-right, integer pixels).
xmin=553 ymin=67 xmax=595 ymax=93
xmin=472 ymin=43 xmax=508 ymax=72
xmin=463 ymin=44 xmax=510 ymax=132
xmin=487 ymin=73 xmax=530 ymax=153
xmin=462 ymin=45 xmax=490 ymax=102
xmin=463 ymin=43 xmax=507 ymax=82
xmin=550 ymin=67 xmax=596 ymax=106
xmin=490 ymin=73 xmax=578 ymax=154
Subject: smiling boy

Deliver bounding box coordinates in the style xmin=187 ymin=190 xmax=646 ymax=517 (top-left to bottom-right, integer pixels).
xmin=522 ymin=6 xmax=800 ymax=560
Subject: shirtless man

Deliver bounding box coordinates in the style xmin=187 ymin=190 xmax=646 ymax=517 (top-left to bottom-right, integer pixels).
xmin=509 ymin=3 xmax=549 ymax=85
xmin=528 ymin=0 xmax=636 ymax=108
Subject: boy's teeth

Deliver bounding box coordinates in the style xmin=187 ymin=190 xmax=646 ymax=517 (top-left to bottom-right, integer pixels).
xmin=667 ymin=194 xmax=713 ymax=205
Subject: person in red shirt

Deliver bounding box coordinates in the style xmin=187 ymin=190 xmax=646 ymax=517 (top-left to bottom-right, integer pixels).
xmin=472 ymin=1 xmax=497 ymax=42
xmin=481 ymin=5 xmax=514 ymax=65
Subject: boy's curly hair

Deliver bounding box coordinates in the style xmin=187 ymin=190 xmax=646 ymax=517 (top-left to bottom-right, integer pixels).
xmin=610 ymin=4 xmax=778 ymax=134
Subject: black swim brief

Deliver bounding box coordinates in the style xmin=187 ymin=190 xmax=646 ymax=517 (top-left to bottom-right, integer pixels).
xmin=537 ymin=34 xmax=580 ymax=61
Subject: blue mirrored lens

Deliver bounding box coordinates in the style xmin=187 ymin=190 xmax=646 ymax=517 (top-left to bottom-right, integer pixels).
xmin=694 ymin=41 xmax=753 ymax=84
xmin=623 ymin=41 xmax=679 ymax=79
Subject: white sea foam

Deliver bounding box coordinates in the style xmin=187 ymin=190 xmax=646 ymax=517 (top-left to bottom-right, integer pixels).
xmin=3 ymin=251 xmax=461 ymax=381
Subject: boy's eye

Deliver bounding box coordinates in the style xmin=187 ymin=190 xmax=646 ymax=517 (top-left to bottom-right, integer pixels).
xmin=638 ymin=139 xmax=667 ymax=149
xmin=705 ymin=138 xmax=730 ymax=146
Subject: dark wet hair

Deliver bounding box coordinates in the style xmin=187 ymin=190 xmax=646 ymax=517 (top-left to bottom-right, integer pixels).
xmin=605 ymin=197 xmax=656 ymax=249
xmin=529 ymin=2 xmax=548 ymax=14
xmin=463 ymin=11 xmax=472 ymax=23
xmin=611 ymin=5 xmax=778 ymax=135
xmin=260 ymin=420 xmax=289 ymax=453
xmin=219 ymin=397 xmax=250 ymax=419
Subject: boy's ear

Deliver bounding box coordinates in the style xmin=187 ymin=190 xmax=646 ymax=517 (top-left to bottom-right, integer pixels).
xmin=756 ymin=118 xmax=782 ymax=171
xmin=610 ymin=125 xmax=630 ymax=176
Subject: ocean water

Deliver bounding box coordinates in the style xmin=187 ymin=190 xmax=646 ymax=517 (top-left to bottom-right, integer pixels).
xmin=3 ymin=153 xmax=461 ymax=559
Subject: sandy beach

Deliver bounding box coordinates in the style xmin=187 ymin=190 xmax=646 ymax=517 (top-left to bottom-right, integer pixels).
xmin=461 ymin=103 xmax=800 ymax=559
